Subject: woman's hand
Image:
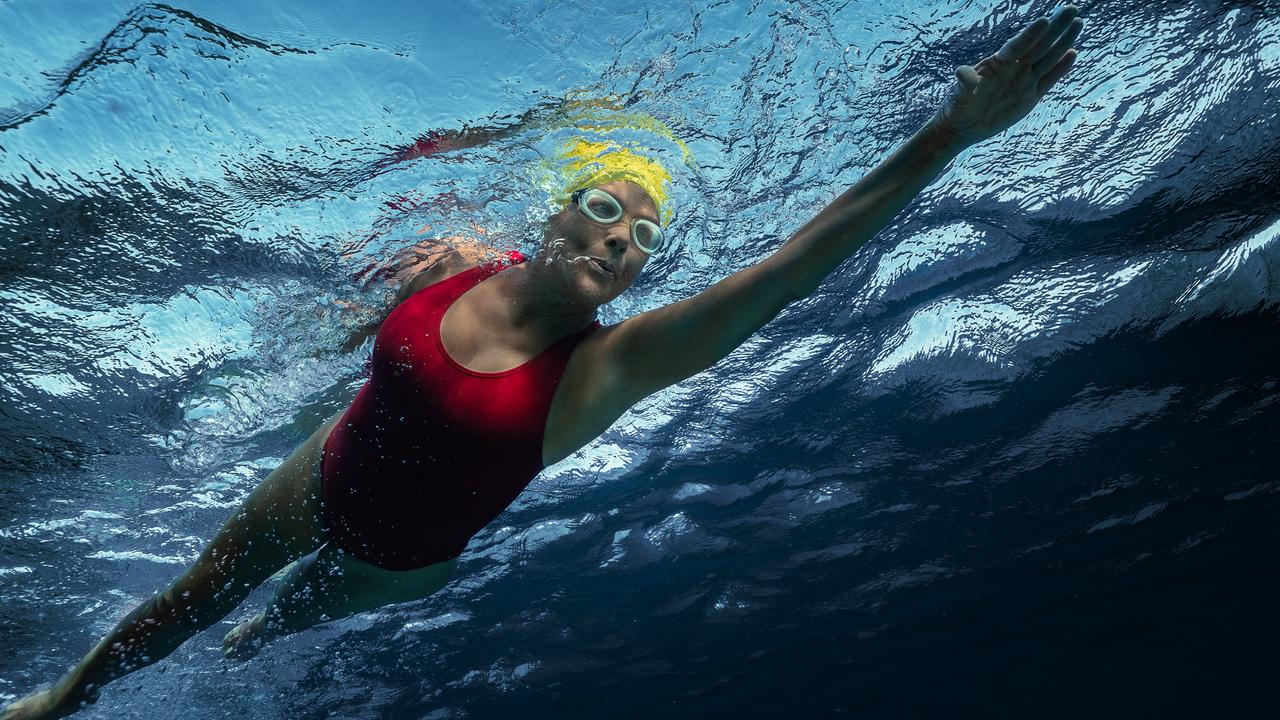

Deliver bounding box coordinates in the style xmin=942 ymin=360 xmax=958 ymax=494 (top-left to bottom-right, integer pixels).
xmin=932 ymin=5 xmax=1085 ymax=148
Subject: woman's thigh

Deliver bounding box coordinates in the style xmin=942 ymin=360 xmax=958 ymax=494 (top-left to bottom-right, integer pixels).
xmin=326 ymin=544 xmax=459 ymax=607
xmin=163 ymin=412 xmax=342 ymax=619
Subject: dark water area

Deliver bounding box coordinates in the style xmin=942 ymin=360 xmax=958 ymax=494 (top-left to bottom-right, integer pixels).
xmin=2 ymin=0 xmax=1279 ymax=717
xmin=299 ymin=312 xmax=1279 ymax=719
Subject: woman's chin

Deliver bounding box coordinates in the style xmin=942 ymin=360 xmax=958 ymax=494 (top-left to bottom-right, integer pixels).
xmin=568 ymin=262 xmax=616 ymax=300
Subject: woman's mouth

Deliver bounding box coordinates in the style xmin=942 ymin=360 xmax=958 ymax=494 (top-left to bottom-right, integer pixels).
xmin=573 ymin=255 xmax=615 ymax=279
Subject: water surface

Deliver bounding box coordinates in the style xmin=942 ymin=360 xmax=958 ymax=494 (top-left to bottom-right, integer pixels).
xmin=2 ymin=0 xmax=1279 ymax=717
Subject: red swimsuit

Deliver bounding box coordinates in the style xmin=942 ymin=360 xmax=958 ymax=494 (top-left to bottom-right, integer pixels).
xmin=320 ymin=250 xmax=601 ymax=570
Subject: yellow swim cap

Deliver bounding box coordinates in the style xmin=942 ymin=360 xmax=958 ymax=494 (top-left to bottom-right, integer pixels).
xmin=530 ymin=94 xmax=694 ymax=228
xmin=552 ymin=139 xmax=673 ymax=225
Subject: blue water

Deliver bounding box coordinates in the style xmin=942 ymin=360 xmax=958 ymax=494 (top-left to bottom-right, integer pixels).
xmin=2 ymin=0 xmax=1279 ymax=717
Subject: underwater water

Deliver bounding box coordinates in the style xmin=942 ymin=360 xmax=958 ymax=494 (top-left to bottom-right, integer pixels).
xmin=2 ymin=0 xmax=1279 ymax=717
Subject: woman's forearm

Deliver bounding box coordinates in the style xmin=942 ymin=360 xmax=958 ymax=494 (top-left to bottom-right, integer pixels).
xmin=775 ymin=118 xmax=969 ymax=299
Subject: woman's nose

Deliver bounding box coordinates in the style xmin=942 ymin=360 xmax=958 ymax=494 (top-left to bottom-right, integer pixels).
xmin=605 ymin=230 xmax=630 ymax=253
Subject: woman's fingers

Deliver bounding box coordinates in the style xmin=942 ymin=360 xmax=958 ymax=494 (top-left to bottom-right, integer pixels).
xmin=1037 ymin=48 xmax=1078 ymax=97
xmin=1022 ymin=6 xmax=1080 ymax=66
xmin=995 ymin=16 xmax=1050 ymax=62
xmin=1033 ymin=17 xmax=1084 ymax=75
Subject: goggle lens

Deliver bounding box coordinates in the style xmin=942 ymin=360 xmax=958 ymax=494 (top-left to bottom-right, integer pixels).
xmin=581 ymin=189 xmax=623 ymax=223
xmin=573 ymin=188 xmax=666 ymax=255
xmin=633 ymin=220 xmax=664 ymax=254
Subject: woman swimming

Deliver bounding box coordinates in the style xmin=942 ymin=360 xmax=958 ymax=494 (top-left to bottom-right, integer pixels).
xmin=3 ymin=6 xmax=1084 ymax=718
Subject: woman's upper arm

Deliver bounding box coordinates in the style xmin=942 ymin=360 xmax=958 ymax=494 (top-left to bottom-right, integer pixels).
xmin=606 ymin=252 xmax=802 ymax=405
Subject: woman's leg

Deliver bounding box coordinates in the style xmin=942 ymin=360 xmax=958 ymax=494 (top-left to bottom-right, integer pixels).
xmin=2 ymin=414 xmax=341 ymax=720
xmin=222 ymin=543 xmax=458 ymax=660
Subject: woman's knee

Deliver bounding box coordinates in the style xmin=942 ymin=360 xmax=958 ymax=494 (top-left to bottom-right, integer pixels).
xmin=156 ymin=549 xmax=270 ymax=629
xmin=162 ymin=524 xmax=302 ymax=629
xmin=152 ymin=584 xmax=217 ymax=630
xmin=137 ymin=580 xmax=235 ymax=639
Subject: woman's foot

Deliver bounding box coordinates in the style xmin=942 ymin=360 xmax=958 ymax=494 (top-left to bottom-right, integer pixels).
xmin=221 ymin=612 xmax=272 ymax=661
xmin=0 ymin=681 xmax=91 ymax=720
xmin=1 ymin=689 xmax=57 ymax=720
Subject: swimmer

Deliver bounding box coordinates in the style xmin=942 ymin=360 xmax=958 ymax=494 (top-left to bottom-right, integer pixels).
xmin=2 ymin=6 xmax=1084 ymax=718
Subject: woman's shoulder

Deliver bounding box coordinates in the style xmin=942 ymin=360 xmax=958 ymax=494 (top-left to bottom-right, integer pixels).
xmin=437 ymin=235 xmax=526 ymax=271
xmin=447 ymin=236 xmax=503 ymax=267
xmin=392 ymin=237 xmax=504 ymax=303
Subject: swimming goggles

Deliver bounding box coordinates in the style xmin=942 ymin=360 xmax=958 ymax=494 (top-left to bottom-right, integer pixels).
xmin=570 ymin=187 xmax=667 ymax=255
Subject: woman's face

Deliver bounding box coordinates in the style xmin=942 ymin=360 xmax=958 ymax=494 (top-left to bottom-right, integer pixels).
xmin=540 ymin=180 xmax=659 ymax=305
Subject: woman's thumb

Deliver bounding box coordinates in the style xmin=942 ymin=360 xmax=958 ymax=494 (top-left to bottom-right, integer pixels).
xmin=955 ymin=65 xmax=980 ymax=92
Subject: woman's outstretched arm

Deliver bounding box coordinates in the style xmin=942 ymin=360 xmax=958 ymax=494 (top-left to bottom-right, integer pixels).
xmin=780 ymin=5 xmax=1083 ymax=296
xmin=604 ymin=5 xmax=1084 ymax=405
